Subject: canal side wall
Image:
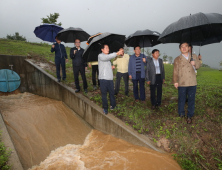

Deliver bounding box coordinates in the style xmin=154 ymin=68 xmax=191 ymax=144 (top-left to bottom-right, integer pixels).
xmin=0 ymin=55 xmax=163 ymax=155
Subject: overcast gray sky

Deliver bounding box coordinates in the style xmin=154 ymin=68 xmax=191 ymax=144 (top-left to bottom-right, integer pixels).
xmin=0 ymin=0 xmax=222 ymax=68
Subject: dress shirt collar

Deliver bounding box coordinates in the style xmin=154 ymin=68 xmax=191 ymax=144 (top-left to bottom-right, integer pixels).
xmin=182 ymin=53 xmax=189 ymax=60
xmin=75 ymin=47 xmax=81 ymax=50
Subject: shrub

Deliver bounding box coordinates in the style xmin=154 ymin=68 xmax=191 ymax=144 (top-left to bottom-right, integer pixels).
xmin=6 ymin=32 xmax=26 ymax=41
xmin=0 ymin=131 xmax=11 ymax=170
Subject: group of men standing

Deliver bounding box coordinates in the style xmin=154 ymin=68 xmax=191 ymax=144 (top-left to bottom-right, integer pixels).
xmin=51 ymin=36 xmax=201 ymax=124
xmin=51 ymin=36 xmax=88 ymax=93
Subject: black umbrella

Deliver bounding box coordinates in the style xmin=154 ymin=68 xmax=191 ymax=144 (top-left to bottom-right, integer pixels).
xmin=125 ymin=29 xmax=161 ymax=48
xmin=86 ymin=32 xmax=102 ymax=45
xmin=57 ymin=27 xmax=90 ymax=42
xmin=158 ymin=12 xmax=222 ymax=58
xmin=83 ymin=32 xmax=125 ymax=62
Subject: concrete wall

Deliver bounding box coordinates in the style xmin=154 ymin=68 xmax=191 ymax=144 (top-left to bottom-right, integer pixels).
xmin=0 ymin=55 xmax=28 ymax=93
xmin=0 ymin=55 xmax=162 ymax=154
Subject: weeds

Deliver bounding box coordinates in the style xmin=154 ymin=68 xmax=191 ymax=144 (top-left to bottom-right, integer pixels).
xmin=0 ymin=131 xmax=11 ymax=170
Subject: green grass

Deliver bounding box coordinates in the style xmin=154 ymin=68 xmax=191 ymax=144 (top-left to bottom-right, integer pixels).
xmin=0 ymin=38 xmax=72 ymax=65
xmin=1 ymin=39 xmax=222 ymax=170
xmin=0 ymin=131 xmax=11 ymax=170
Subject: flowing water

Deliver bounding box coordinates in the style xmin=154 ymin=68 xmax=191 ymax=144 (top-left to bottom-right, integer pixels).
xmin=0 ymin=93 xmax=181 ymax=170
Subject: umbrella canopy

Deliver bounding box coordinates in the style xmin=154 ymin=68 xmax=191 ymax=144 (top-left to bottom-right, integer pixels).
xmin=34 ymin=24 xmax=64 ymax=43
xmin=158 ymin=12 xmax=222 ymax=46
xmin=125 ymin=29 xmax=161 ymax=47
xmin=57 ymin=27 xmax=90 ymax=43
xmin=86 ymin=33 xmax=102 ymax=45
xmin=83 ymin=32 xmax=125 ymax=62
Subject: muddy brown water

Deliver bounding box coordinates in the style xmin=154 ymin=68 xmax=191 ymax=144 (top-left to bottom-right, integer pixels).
xmin=0 ymin=93 xmax=181 ymax=170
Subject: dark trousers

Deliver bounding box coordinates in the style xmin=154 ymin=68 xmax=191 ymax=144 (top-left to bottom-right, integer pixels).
xmin=132 ymin=72 xmax=145 ymax=101
xmin=178 ymin=86 xmax=196 ymax=118
xmin=92 ymin=65 xmax=100 ymax=86
xmin=150 ymin=74 xmax=162 ymax=106
xmin=55 ymin=57 xmax=66 ymax=80
xmin=115 ymin=72 xmax=129 ymax=95
xmin=73 ymin=65 xmax=88 ymax=90
xmin=100 ymin=79 xmax=116 ymax=110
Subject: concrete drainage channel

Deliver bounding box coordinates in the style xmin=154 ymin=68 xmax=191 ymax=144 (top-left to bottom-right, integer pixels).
xmin=0 ymin=54 xmax=164 ymax=169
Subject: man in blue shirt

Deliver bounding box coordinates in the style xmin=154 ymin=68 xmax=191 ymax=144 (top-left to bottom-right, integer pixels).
xmin=128 ymin=45 xmax=146 ymax=102
xmin=51 ymin=36 xmax=68 ymax=82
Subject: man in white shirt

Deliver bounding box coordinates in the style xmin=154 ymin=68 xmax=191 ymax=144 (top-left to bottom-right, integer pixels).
xmin=146 ymin=49 xmax=165 ymax=109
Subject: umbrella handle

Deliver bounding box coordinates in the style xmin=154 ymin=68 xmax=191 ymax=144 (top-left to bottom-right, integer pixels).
xmin=190 ymin=24 xmax=193 ymax=61
xmin=143 ymin=36 xmax=145 ymax=58
xmin=198 ymin=44 xmax=201 ymax=56
xmin=190 ymin=47 xmax=194 ymax=61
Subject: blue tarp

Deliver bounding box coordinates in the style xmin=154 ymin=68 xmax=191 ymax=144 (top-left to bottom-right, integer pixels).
xmin=0 ymin=69 xmax=21 ymax=92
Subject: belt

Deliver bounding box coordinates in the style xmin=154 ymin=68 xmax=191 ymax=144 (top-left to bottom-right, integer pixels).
xmin=156 ymin=74 xmax=161 ymax=75
xmin=136 ymin=71 xmax=141 ymax=73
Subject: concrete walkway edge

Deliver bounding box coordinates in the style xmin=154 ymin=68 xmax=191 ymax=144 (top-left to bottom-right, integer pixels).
xmin=0 ymin=111 xmax=24 ymax=170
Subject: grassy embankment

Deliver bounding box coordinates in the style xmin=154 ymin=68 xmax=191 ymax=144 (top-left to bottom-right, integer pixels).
xmin=1 ymin=39 xmax=222 ymax=170
xmin=0 ymin=131 xmax=11 ymax=170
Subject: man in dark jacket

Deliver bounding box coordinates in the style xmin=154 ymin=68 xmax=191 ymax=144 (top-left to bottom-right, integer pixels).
xmin=51 ymin=36 xmax=68 ymax=82
xmin=146 ymin=49 xmax=165 ymax=109
xmin=70 ymin=39 xmax=88 ymax=93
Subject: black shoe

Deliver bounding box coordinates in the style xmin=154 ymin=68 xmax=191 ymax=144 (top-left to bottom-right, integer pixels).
xmin=75 ymin=89 xmax=80 ymax=93
xmin=58 ymin=79 xmax=61 ymax=82
xmin=84 ymin=89 xmax=88 ymax=93
xmin=62 ymin=78 xmax=66 ymax=81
